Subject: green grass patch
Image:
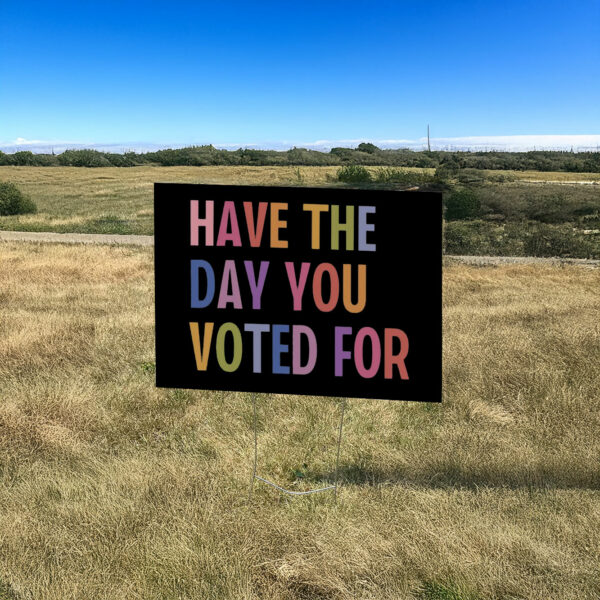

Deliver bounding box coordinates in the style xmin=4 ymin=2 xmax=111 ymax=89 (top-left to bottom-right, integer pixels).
xmin=417 ymin=581 xmax=481 ymax=600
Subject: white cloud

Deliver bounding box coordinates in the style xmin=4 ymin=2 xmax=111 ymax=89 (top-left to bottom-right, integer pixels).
xmin=0 ymin=137 xmax=84 ymax=150
xmin=285 ymin=135 xmax=600 ymax=152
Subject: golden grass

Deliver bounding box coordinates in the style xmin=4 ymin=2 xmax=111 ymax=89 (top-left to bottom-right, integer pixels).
xmin=505 ymin=170 xmax=600 ymax=182
xmin=0 ymin=242 xmax=599 ymax=599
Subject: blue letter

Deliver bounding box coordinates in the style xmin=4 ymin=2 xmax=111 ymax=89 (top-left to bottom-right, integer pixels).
xmin=191 ymin=260 xmax=215 ymax=308
xmin=272 ymin=324 xmax=290 ymax=374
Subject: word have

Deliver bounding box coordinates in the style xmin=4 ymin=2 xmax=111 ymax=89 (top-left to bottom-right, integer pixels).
xmin=190 ymin=200 xmax=376 ymax=251
xmin=191 ymin=260 xmax=367 ymax=313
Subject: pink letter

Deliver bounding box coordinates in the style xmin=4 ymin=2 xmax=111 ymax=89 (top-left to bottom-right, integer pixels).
xmin=190 ymin=200 xmax=214 ymax=246
xmin=285 ymin=262 xmax=311 ymax=311
xmin=218 ymin=260 xmax=242 ymax=309
xmin=354 ymin=327 xmax=381 ymax=378
xmin=217 ymin=201 xmax=242 ymax=246
xmin=292 ymin=325 xmax=317 ymax=375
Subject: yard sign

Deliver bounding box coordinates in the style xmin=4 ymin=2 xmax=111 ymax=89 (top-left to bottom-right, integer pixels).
xmin=154 ymin=184 xmax=441 ymax=401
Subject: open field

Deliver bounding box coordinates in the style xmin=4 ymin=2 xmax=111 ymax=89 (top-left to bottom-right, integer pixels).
xmin=0 ymin=166 xmax=598 ymax=238
xmin=0 ymin=241 xmax=599 ymax=599
xmin=500 ymin=170 xmax=600 ymax=183
xmin=0 ymin=166 xmax=342 ymax=235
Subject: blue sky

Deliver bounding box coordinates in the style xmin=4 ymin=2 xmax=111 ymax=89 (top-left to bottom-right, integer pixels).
xmin=1 ymin=0 xmax=599 ymax=149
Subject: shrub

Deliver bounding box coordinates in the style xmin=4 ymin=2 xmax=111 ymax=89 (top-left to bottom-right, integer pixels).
xmin=356 ymin=142 xmax=380 ymax=154
xmin=455 ymin=168 xmax=486 ymax=185
xmin=375 ymin=168 xmax=435 ymax=185
xmin=485 ymin=171 xmax=517 ymax=183
xmin=522 ymin=222 xmax=597 ymax=258
xmin=337 ymin=164 xmax=372 ymax=183
xmin=445 ymin=188 xmax=481 ymax=220
xmin=444 ymin=220 xmax=503 ymax=255
xmin=434 ymin=165 xmax=456 ymax=183
xmin=444 ymin=220 xmax=599 ymax=258
xmin=58 ymin=149 xmax=112 ymax=167
xmin=11 ymin=151 xmax=37 ymax=166
xmin=0 ymin=182 xmax=37 ymax=215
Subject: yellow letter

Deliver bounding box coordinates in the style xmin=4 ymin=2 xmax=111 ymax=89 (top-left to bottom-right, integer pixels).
xmin=303 ymin=204 xmax=329 ymax=249
xmin=189 ymin=322 xmax=214 ymax=371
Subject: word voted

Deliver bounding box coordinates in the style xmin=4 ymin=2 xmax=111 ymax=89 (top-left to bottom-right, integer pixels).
xmin=190 ymin=200 xmax=376 ymax=251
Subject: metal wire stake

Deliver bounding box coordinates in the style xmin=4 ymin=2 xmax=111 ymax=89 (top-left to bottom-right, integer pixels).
xmin=333 ymin=398 xmax=347 ymax=502
xmin=249 ymin=395 xmax=347 ymax=502
xmin=249 ymin=393 xmax=258 ymax=500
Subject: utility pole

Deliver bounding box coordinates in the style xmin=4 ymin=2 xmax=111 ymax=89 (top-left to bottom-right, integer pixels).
xmin=427 ymin=125 xmax=431 ymax=152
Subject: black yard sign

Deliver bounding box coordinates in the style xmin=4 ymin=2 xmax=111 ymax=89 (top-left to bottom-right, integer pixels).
xmin=154 ymin=183 xmax=442 ymax=401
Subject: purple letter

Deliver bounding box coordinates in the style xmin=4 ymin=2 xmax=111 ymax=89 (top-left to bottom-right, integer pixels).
xmin=334 ymin=327 xmax=352 ymax=377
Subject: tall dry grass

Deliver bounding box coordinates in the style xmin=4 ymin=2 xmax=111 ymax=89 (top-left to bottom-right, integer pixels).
xmin=0 ymin=242 xmax=599 ymax=599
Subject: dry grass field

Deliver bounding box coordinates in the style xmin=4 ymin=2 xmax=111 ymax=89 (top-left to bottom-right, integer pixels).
xmin=0 ymin=241 xmax=599 ymax=599
xmin=0 ymin=166 xmax=598 ymax=237
xmin=0 ymin=166 xmax=343 ymax=235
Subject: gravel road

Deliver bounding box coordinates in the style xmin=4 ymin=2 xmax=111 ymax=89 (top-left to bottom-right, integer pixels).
xmin=1 ymin=230 xmax=598 ymax=268
xmin=0 ymin=230 xmax=154 ymax=246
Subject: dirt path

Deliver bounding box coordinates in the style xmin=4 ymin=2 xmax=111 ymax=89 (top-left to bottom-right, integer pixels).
xmin=0 ymin=230 xmax=154 ymax=246
xmin=522 ymin=180 xmax=599 ymax=185
xmin=1 ymin=230 xmax=599 ymax=267
xmin=444 ymin=255 xmax=600 ymax=268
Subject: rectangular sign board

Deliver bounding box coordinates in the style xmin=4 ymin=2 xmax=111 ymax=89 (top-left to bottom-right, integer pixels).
xmin=155 ymin=183 xmax=442 ymax=402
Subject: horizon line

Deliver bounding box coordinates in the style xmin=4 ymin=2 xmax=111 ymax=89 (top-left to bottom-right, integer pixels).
xmin=2 ymin=134 xmax=600 ymax=154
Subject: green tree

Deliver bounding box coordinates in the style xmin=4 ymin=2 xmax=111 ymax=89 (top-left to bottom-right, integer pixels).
xmin=357 ymin=142 xmax=380 ymax=154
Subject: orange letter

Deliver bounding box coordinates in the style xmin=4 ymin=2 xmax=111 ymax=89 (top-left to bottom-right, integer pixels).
xmin=189 ymin=322 xmax=214 ymax=371
xmin=313 ymin=263 xmax=339 ymax=312
xmin=270 ymin=203 xmax=288 ymax=248
xmin=303 ymin=204 xmax=329 ymax=249
xmin=342 ymin=264 xmax=366 ymax=313
xmin=244 ymin=202 xmax=268 ymax=247
xmin=384 ymin=328 xmax=409 ymax=380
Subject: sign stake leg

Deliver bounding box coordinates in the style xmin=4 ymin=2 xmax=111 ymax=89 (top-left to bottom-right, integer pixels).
xmin=249 ymin=395 xmax=347 ymax=502
xmin=249 ymin=393 xmax=258 ymax=501
xmin=333 ymin=398 xmax=346 ymax=503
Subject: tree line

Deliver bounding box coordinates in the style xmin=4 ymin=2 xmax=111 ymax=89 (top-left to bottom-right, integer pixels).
xmin=1 ymin=143 xmax=599 ymax=172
